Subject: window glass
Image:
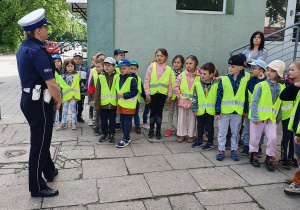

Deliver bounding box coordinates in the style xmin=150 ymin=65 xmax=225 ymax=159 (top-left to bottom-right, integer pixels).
xmin=176 ymin=0 xmax=225 ymax=12
xmin=264 ymin=0 xmax=287 ymax=41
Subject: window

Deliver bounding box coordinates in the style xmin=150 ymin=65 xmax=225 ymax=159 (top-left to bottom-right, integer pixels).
xmin=176 ymin=0 xmax=227 ymax=14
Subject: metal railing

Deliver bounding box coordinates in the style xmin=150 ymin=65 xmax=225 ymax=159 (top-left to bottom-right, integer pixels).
xmin=230 ymin=22 xmax=300 ymax=65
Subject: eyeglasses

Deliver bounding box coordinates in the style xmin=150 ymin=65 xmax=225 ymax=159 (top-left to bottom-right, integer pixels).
xmin=250 ymin=67 xmax=260 ymax=70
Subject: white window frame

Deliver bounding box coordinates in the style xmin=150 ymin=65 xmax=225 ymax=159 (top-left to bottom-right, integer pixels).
xmin=176 ymin=0 xmax=227 ymax=15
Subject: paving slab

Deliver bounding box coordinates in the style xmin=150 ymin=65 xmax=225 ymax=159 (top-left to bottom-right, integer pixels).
xmin=88 ymin=201 xmax=146 ymax=210
xmin=189 ymin=166 xmax=248 ymax=190
xmin=42 ymin=179 xmax=98 ymax=208
xmin=94 ymin=144 xmax=134 ymax=158
xmin=0 ymin=132 xmax=15 ymax=144
xmin=60 ymin=146 xmax=95 ymax=160
xmin=52 ymin=128 xmax=82 ymax=138
xmin=52 ymin=136 xmax=78 ymax=142
xmin=63 ymin=159 xmax=82 ymax=169
xmin=195 ymin=189 xmax=253 ymax=206
xmin=0 ymin=168 xmax=15 ymax=174
xmin=275 ymin=164 xmax=297 ymax=178
xmin=230 ymin=164 xmax=288 ymax=185
xmin=54 ymin=168 xmax=82 ymax=182
xmin=0 ymin=172 xmax=28 ymax=187
xmin=144 ymin=170 xmax=201 ymax=196
xmin=131 ymin=142 xmax=172 ymax=156
xmin=52 ymin=206 xmax=87 ymax=210
xmin=245 ymin=183 xmax=300 ymax=210
xmin=6 ymin=130 xmax=30 ymax=144
xmin=169 ymin=194 xmax=204 ymax=210
xmin=0 ymin=124 xmax=7 ymax=133
xmin=205 ymin=203 xmax=261 ymax=210
xmin=125 ymin=155 xmax=172 ymax=174
xmin=97 ymin=175 xmax=152 ymax=203
xmin=200 ymin=149 xmax=249 ymax=166
xmin=0 ymin=183 xmax=42 ymax=210
xmin=0 ymin=117 xmax=26 ymax=125
xmin=164 ymin=152 xmax=214 ymax=169
xmin=82 ymin=158 xmax=127 ymax=179
xmin=164 ymin=141 xmax=199 ymax=154
xmin=143 ymin=197 xmax=172 ymax=210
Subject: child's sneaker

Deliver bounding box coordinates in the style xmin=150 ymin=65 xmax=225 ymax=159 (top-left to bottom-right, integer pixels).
xmin=250 ymin=152 xmax=260 ymax=167
xmin=148 ymin=129 xmax=154 ymax=138
xmin=258 ymin=146 xmax=263 ymax=157
xmin=202 ymin=142 xmax=215 ymax=151
xmin=99 ymin=134 xmax=107 ymax=142
xmin=165 ymin=129 xmax=172 ymax=137
xmin=279 ymin=157 xmax=291 ymax=169
xmin=143 ymin=123 xmax=150 ymax=129
xmin=135 ymin=127 xmax=141 ymax=134
xmin=108 ymin=133 xmax=115 ymax=143
xmin=216 ymin=150 xmax=225 ymax=161
xmin=187 ymin=137 xmax=196 ymax=143
xmin=94 ymin=128 xmax=100 ymax=136
xmin=192 ymin=140 xmax=203 ymax=148
xmin=285 ymin=177 xmax=295 ymax=185
xmin=202 ymin=133 xmax=208 ymax=141
xmin=116 ymin=123 xmax=121 ymax=130
xmin=88 ymin=119 xmax=93 ymax=126
xmin=289 ymin=157 xmax=299 ymax=168
xmin=177 ymin=136 xmax=186 ymax=143
xmin=71 ymin=123 xmax=77 ymax=130
xmin=231 ymin=150 xmax=239 ymax=161
xmin=56 ymin=124 xmax=66 ymax=131
xmin=265 ymin=155 xmax=275 ymax=172
xmin=284 ymin=182 xmax=300 ymax=195
xmin=241 ymin=145 xmax=249 ymax=156
xmin=116 ymin=138 xmax=129 ymax=148
xmin=156 ymin=130 xmax=162 ymax=139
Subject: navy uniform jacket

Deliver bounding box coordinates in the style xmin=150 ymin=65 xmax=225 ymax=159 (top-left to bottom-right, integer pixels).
xmin=16 ymin=36 xmax=55 ymax=88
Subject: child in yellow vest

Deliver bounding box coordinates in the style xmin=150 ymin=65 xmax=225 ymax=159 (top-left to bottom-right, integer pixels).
xmin=249 ymin=60 xmax=285 ymax=171
xmin=94 ymin=57 xmax=118 ymax=143
xmin=174 ymin=55 xmax=200 ymax=143
xmin=115 ymin=59 xmax=138 ymax=148
xmin=215 ymin=55 xmax=248 ymax=161
xmin=56 ymin=59 xmax=81 ymax=131
xmin=144 ymin=48 xmax=173 ymax=139
xmin=165 ymin=55 xmax=184 ymax=137
xmin=88 ymin=59 xmax=104 ymax=136
xmin=192 ymin=62 xmax=218 ymax=150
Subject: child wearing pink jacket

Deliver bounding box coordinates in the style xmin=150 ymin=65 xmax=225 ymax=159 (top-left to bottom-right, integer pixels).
xmin=174 ymin=55 xmax=201 ymax=143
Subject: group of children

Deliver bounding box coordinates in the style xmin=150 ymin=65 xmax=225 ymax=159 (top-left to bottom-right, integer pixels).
xmin=51 ymin=48 xmax=299 ymax=173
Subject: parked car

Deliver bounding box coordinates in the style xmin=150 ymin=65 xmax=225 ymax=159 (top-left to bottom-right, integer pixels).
xmin=45 ymin=41 xmax=64 ymax=54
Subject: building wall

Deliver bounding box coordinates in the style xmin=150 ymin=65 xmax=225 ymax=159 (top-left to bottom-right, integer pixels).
xmin=87 ymin=0 xmax=266 ymax=77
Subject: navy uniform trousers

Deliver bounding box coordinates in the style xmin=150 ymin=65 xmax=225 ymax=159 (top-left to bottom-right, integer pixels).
xmin=20 ymin=90 xmax=55 ymax=192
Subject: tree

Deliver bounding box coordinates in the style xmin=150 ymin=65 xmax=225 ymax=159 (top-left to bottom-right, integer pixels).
xmin=0 ymin=0 xmax=86 ymax=52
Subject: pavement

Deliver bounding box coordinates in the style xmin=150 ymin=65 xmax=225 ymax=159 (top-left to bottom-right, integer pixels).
xmin=0 ymin=54 xmax=299 ymax=210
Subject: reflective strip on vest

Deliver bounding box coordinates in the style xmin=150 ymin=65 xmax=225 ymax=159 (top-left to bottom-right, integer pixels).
xmin=258 ymin=107 xmax=279 ymax=115
xmin=198 ymin=103 xmax=215 ymax=109
xmin=101 ymin=94 xmax=117 ymax=99
xmin=62 ymin=88 xmax=80 ymax=96
xmin=182 ymin=93 xmax=193 ymax=99
xmin=150 ymin=83 xmax=168 ymax=89
xmin=221 ymin=100 xmax=244 ymax=107
xmin=281 ymin=104 xmax=293 ymax=111
xmin=119 ymin=97 xmax=138 ymax=102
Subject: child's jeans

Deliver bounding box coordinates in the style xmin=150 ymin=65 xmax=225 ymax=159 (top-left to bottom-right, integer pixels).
xmin=249 ymin=120 xmax=277 ymax=157
xmin=134 ymin=102 xmax=140 ymax=128
xmin=217 ymin=114 xmax=242 ymax=151
xmin=100 ymin=109 xmax=116 ymax=135
xmin=121 ymin=114 xmax=133 ymax=140
xmin=61 ymin=99 xmax=77 ymax=125
xmin=143 ymin=103 xmax=150 ymax=124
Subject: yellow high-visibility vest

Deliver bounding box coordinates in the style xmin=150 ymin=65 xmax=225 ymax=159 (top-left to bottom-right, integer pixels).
xmin=196 ymin=82 xmax=218 ymax=116
xmin=179 ymin=71 xmax=200 ymax=101
xmin=288 ymin=91 xmax=300 ymax=134
xmin=149 ymin=62 xmax=172 ymax=95
xmin=58 ymin=74 xmax=81 ymax=102
xmin=171 ymin=71 xmax=176 ymax=100
xmin=116 ymin=76 xmax=137 ymax=109
xmin=99 ymin=74 xmax=117 ymax=106
xmin=281 ymin=84 xmax=294 ymax=121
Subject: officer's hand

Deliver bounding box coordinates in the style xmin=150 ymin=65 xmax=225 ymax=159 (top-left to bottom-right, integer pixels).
xmin=166 ymin=97 xmax=171 ymax=104
xmin=55 ymin=100 xmax=62 ymax=110
xmin=117 ymin=93 xmax=123 ymax=98
xmin=294 ymin=81 xmax=300 ymax=87
xmin=146 ymin=95 xmax=151 ymax=103
xmin=295 ymin=136 xmax=300 ymax=145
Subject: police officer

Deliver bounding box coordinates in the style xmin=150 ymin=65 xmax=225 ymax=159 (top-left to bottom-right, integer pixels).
xmin=17 ymin=8 xmax=62 ymax=197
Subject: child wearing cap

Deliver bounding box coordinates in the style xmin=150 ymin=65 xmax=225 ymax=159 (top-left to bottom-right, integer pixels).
xmin=94 ymin=57 xmax=118 ymax=143
xmin=115 ymin=58 xmax=138 ymax=147
xmin=280 ymin=60 xmax=300 ymax=195
xmin=130 ymin=61 xmax=146 ymax=134
xmin=215 ymin=54 xmax=248 ymax=161
xmin=88 ymin=59 xmax=104 ymax=136
xmin=241 ymin=60 xmax=267 ymax=156
xmin=114 ymin=48 xmax=128 ymax=130
xmin=249 ymin=60 xmax=285 ymax=171
xmin=73 ymin=51 xmax=88 ymax=123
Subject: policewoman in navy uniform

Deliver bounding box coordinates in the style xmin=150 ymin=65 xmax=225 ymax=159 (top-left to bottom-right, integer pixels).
xmin=16 ymin=9 xmax=62 ymax=197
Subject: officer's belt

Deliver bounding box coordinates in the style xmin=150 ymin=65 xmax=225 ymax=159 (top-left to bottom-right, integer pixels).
xmin=22 ymin=86 xmax=47 ymax=93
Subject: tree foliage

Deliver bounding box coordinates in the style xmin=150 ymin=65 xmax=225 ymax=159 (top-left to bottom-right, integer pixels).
xmin=0 ymin=0 xmax=87 ymax=52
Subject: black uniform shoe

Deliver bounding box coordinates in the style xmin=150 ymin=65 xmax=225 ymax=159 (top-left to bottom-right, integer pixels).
xmin=31 ymin=188 xmax=59 ymax=197
xmin=250 ymin=152 xmax=260 ymax=167
xmin=108 ymin=133 xmax=115 ymax=143
xmin=155 ymin=130 xmax=162 ymax=139
xmin=77 ymin=116 xmax=85 ymax=123
xmin=47 ymin=168 xmax=58 ymax=182
xmin=265 ymin=155 xmax=275 ymax=172
xmin=148 ymin=129 xmax=154 ymax=138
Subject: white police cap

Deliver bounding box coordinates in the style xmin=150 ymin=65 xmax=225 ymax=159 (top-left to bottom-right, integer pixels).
xmin=18 ymin=8 xmax=52 ymax=31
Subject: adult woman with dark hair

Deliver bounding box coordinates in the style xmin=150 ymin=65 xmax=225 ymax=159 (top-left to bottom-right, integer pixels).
xmin=243 ymin=31 xmax=268 ymax=72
